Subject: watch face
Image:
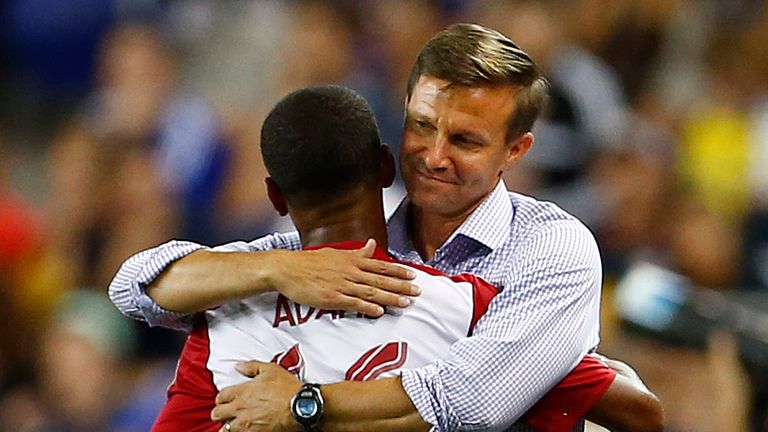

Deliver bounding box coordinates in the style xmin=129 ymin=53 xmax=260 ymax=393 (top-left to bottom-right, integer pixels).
xmin=297 ymin=398 xmax=318 ymax=418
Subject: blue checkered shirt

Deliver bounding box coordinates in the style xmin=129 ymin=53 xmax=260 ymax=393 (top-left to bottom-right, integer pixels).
xmin=108 ymin=181 xmax=602 ymax=431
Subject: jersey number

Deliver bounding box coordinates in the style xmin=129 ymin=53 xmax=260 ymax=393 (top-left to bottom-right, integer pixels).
xmin=271 ymin=341 xmax=408 ymax=382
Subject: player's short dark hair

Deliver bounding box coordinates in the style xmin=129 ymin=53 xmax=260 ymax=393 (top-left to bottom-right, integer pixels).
xmin=261 ymin=85 xmax=382 ymax=209
xmin=406 ymin=23 xmax=549 ymax=142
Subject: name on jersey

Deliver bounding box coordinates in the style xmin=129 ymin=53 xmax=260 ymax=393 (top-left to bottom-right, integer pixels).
xmin=273 ymin=294 xmax=380 ymax=328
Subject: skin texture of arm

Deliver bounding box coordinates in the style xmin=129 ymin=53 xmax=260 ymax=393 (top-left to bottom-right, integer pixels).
xmin=587 ymin=355 xmax=664 ymax=432
xmin=318 ymin=377 xmax=430 ymax=432
xmin=147 ymin=239 xmax=419 ymax=317
xmin=147 ymin=248 xmax=279 ymax=314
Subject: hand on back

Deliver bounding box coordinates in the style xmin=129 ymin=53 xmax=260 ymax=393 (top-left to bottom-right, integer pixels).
xmin=270 ymin=239 xmax=421 ymax=317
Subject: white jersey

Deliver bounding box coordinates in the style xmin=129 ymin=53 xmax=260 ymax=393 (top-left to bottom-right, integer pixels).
xmin=205 ymin=243 xmax=497 ymax=389
xmin=153 ymin=242 xmax=613 ymax=432
xmin=152 ymin=243 xmax=497 ymax=432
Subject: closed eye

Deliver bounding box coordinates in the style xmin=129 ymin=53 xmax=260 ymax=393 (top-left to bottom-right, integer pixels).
xmin=451 ymin=134 xmax=481 ymax=147
xmin=416 ymin=119 xmax=435 ymax=131
xmin=406 ymin=116 xmax=436 ymax=134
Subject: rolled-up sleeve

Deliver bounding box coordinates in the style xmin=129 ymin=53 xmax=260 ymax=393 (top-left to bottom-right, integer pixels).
xmin=107 ymin=232 xmax=301 ymax=331
xmin=400 ymin=221 xmax=602 ymax=431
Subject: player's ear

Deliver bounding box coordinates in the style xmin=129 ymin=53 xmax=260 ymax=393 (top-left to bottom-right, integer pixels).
xmin=379 ymin=144 xmax=396 ymax=188
xmin=265 ymin=177 xmax=289 ymax=216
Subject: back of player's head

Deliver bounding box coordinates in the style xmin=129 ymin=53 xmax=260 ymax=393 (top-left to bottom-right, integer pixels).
xmin=261 ymin=85 xmax=382 ymax=209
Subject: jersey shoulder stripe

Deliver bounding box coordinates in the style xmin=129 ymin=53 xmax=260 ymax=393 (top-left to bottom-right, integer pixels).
xmin=393 ymin=259 xmax=499 ymax=335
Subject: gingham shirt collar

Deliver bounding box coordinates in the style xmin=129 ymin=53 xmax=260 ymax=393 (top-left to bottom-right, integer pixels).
xmin=388 ymin=180 xmax=514 ymax=256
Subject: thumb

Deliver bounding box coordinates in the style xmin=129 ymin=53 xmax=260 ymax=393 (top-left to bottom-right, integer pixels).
xmin=356 ymin=238 xmax=377 ymax=258
xmin=235 ymin=360 xmax=267 ymax=377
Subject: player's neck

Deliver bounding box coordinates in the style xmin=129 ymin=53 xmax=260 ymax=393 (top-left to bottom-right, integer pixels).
xmin=292 ymin=192 xmax=389 ymax=250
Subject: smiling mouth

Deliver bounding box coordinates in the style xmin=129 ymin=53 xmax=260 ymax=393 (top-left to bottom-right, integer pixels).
xmin=416 ymin=170 xmax=455 ymax=184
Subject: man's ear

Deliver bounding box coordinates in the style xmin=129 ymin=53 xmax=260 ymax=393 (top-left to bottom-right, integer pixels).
xmin=503 ymin=132 xmax=534 ymax=170
xmin=265 ymin=177 xmax=289 ymax=216
xmin=379 ymin=145 xmax=397 ymax=188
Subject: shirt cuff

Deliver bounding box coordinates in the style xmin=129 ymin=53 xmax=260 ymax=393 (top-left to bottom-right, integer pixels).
xmin=401 ymin=366 xmax=442 ymax=430
xmin=132 ymin=240 xmax=207 ymax=331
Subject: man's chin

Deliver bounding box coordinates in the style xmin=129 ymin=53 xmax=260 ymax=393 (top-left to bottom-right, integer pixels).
xmin=409 ymin=193 xmax=460 ymax=215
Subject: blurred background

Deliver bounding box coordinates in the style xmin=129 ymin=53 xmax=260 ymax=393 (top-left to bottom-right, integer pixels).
xmin=0 ymin=0 xmax=767 ymax=430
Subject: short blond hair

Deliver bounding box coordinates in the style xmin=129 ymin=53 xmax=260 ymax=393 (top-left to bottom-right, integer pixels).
xmin=406 ymin=23 xmax=549 ymax=141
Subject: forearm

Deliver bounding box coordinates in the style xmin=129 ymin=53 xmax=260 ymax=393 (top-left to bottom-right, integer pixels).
xmin=108 ymin=233 xmax=301 ymax=329
xmin=586 ymin=355 xmax=663 ymax=432
xmin=587 ymin=374 xmax=663 ymax=432
xmin=320 ymin=377 xmax=431 ymax=432
xmin=321 ymin=324 xmax=592 ymax=432
xmin=147 ymin=248 xmax=284 ymax=313
xmin=400 ymin=269 xmax=602 ymax=429
xmin=401 ymin=340 xmax=584 ymax=430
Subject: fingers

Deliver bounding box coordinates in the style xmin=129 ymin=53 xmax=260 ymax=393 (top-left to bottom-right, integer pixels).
xmin=357 ymin=259 xmax=417 ymax=283
xmin=235 ymin=361 xmax=264 ymax=377
xmin=332 ymin=263 xmax=422 ymax=316
xmin=218 ymin=416 xmax=260 ymax=432
xmin=351 ymin=271 xmax=421 ymax=299
xmin=211 ymin=401 xmax=236 ymax=422
xmin=218 ymin=419 xmax=235 ymax=432
xmin=343 ymin=282 xmax=413 ymax=310
xmin=323 ymin=293 xmax=383 ymax=317
xmin=277 ymin=243 xmax=421 ymax=316
xmin=220 ymin=419 xmax=243 ymax=432
xmin=356 ymin=238 xmax=377 ymax=258
xmin=216 ymin=387 xmax=237 ymax=405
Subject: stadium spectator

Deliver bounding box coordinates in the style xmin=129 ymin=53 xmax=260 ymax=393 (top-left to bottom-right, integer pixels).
xmin=46 ymin=22 xmax=233 ymax=289
xmin=37 ymin=291 xmax=167 ymax=431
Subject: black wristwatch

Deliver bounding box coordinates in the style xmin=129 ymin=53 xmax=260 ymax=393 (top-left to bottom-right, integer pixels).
xmin=290 ymin=383 xmax=324 ymax=431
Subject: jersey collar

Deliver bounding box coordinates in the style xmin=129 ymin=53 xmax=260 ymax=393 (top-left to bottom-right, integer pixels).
xmin=304 ymin=240 xmax=392 ymax=261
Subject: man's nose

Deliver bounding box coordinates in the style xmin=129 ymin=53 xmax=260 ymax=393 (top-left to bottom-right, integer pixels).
xmin=423 ymin=135 xmax=450 ymax=171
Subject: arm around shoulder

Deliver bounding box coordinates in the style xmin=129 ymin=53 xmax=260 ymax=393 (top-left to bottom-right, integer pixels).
xmin=109 ymin=234 xmax=420 ymax=330
xmin=107 ymin=235 xmax=291 ymax=330
xmin=146 ymin=247 xmax=287 ymax=314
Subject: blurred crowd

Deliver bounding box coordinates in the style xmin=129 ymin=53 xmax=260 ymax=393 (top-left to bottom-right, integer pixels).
xmin=1 ymin=0 xmax=767 ymax=431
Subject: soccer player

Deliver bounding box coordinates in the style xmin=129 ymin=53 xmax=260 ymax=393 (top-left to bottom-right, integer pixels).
xmin=153 ymin=85 xmax=636 ymax=432
xmin=110 ymin=24 xmax=662 ymax=431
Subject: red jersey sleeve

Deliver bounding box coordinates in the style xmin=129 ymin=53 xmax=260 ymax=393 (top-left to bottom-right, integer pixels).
xmin=152 ymin=316 xmax=222 ymax=432
xmin=521 ymin=355 xmax=616 ymax=432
